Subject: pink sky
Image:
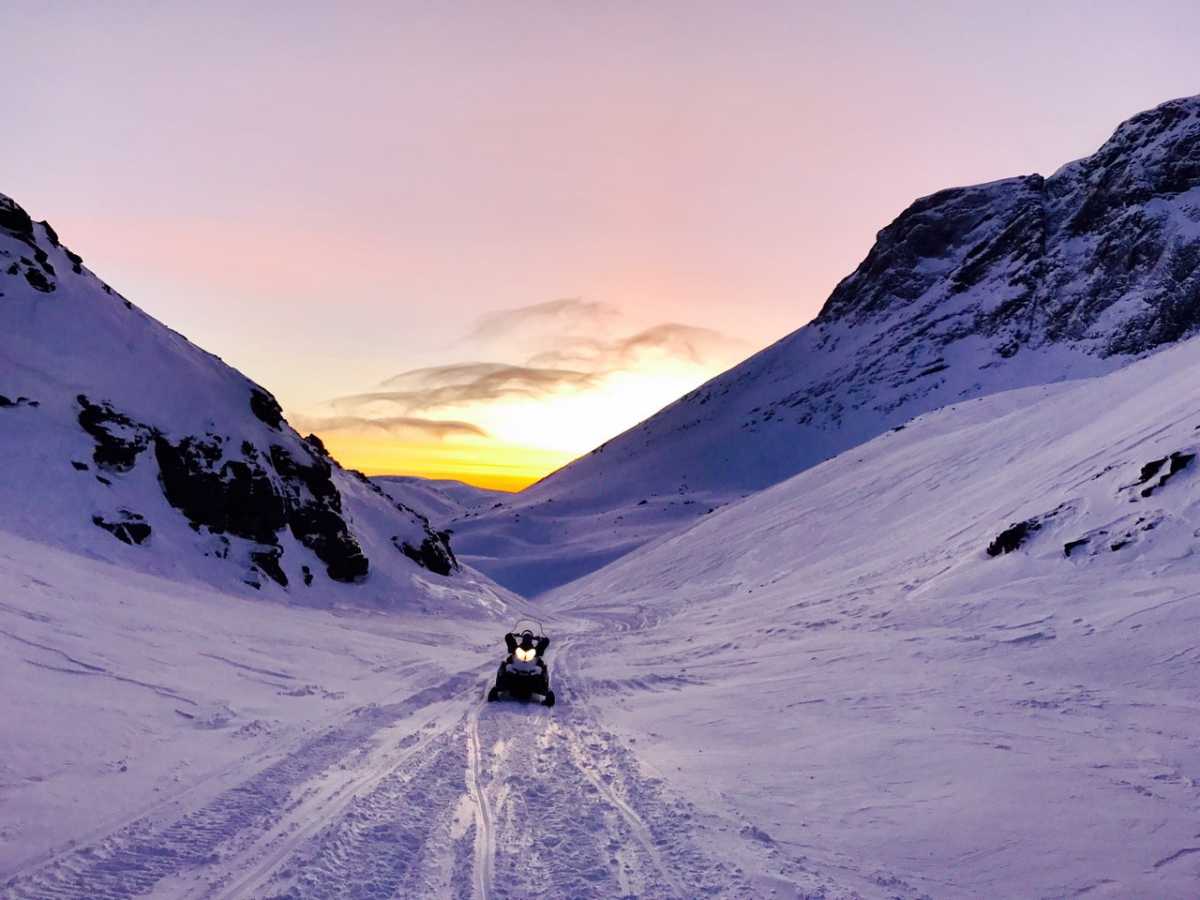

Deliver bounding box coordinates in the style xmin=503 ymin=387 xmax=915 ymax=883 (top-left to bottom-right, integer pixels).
xmin=6 ymin=2 xmax=1200 ymax=485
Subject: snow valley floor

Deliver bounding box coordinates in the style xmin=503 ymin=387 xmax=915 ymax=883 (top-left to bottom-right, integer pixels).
xmin=0 ymin=532 xmax=840 ymax=899
xmin=6 ymin=334 xmax=1200 ymax=897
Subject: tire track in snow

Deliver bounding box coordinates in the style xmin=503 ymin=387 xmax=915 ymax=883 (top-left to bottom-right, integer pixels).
xmin=551 ymin=634 xmax=842 ymax=899
xmin=464 ymin=701 xmax=495 ymax=900
xmin=474 ymin=637 xmax=688 ymax=899
xmin=0 ymin=668 xmax=481 ymax=900
xmin=198 ymin=715 xmax=453 ymax=900
xmin=254 ymin=723 xmax=474 ymax=899
xmin=552 ymin=638 xmax=689 ymax=898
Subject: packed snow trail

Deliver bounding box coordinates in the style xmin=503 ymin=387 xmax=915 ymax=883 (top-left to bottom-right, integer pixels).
xmin=464 ymin=705 xmax=494 ymax=900
xmin=0 ymin=620 xmax=849 ymax=900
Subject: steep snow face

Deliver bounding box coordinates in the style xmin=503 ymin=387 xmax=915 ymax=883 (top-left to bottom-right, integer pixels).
xmin=450 ymin=95 xmax=1200 ymax=596
xmin=545 ymin=334 xmax=1200 ymax=897
xmin=0 ymin=193 xmax=512 ymax=613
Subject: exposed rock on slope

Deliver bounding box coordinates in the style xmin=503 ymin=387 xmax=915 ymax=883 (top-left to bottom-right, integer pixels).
xmin=448 ymin=95 xmax=1200 ymax=596
xmin=0 ymin=192 xmax=489 ymax=609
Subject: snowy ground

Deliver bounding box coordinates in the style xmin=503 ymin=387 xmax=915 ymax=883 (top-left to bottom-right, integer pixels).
xmin=546 ymin=335 xmax=1200 ymax=898
xmin=0 ymin=532 xmax=841 ymax=899
xmin=7 ymin=339 xmax=1200 ymax=898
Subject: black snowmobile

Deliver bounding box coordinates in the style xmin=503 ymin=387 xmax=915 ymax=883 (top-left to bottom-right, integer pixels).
xmin=487 ymin=620 xmax=555 ymax=707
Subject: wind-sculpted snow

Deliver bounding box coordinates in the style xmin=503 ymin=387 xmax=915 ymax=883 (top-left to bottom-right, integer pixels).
xmin=449 ymin=95 xmax=1200 ymax=595
xmin=0 ymin=191 xmax=507 ymax=610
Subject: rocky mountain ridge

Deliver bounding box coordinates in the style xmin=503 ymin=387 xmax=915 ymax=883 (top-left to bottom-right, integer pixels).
xmin=0 ymin=193 xmax=489 ymax=608
xmin=445 ymin=95 xmax=1200 ymax=596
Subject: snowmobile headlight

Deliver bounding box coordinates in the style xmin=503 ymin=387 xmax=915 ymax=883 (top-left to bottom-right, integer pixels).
xmin=515 ymin=647 xmax=536 ymax=662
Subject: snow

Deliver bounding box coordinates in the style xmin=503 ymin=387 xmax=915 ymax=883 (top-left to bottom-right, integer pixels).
xmin=7 ymin=328 xmax=1200 ymax=898
xmin=5 ymin=94 xmax=1200 ymax=897
xmin=543 ymin=334 xmax=1200 ymax=897
xmin=446 ymin=95 xmax=1200 ymax=597
xmin=0 ymin=200 xmax=515 ymax=612
xmin=374 ymin=475 xmax=510 ymax=525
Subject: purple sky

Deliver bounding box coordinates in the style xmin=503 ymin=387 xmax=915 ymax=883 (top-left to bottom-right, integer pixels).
xmin=5 ymin=2 xmax=1200 ymax=484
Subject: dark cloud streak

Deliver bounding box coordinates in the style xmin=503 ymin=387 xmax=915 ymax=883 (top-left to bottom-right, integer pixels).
xmin=332 ymin=364 xmax=597 ymax=414
xmin=291 ymin=414 xmax=488 ymax=440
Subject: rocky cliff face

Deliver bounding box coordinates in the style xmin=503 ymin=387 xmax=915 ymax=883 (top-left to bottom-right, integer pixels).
xmin=820 ymin=95 xmax=1200 ymax=354
xmin=447 ymin=95 xmax=1200 ymax=596
xmin=0 ymin=192 xmax=465 ymax=602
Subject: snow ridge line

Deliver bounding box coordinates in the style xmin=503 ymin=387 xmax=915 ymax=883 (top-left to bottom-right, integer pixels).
xmin=465 ymin=700 xmax=495 ymax=900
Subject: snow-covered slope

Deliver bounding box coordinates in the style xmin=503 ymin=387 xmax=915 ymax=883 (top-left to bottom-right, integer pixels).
xmin=373 ymin=475 xmax=509 ymax=526
xmin=0 ymin=192 xmax=512 ymax=613
xmin=545 ymin=332 xmax=1200 ymax=897
xmin=0 ymin=530 xmax=509 ymax=881
xmin=452 ymin=94 xmax=1200 ymax=596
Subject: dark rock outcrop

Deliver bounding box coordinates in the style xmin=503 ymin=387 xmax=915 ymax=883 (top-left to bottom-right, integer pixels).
xmin=987 ymin=519 xmax=1040 ymax=556
xmin=394 ymin=531 xmax=458 ymax=577
xmin=269 ymin=444 xmax=369 ymax=582
xmin=249 ymin=388 xmax=283 ymax=430
xmin=77 ymin=395 xmax=153 ymax=472
xmin=0 ymin=394 xmax=39 ymax=408
xmin=0 ymin=195 xmax=33 ymax=239
xmin=1136 ymin=450 xmax=1194 ymax=497
xmin=251 ymin=546 xmax=289 ymax=587
xmin=155 ymin=434 xmax=286 ymax=543
xmin=92 ymin=510 xmax=151 ymax=545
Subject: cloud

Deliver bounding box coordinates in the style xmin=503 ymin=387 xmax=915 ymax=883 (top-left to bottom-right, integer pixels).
xmin=526 ymin=323 xmax=749 ymax=369
xmin=466 ymin=298 xmax=620 ymax=344
xmin=331 ymin=364 xmax=598 ymax=414
xmin=297 ymin=299 xmax=749 ymax=463
xmin=290 ymin=414 xmax=488 ymax=440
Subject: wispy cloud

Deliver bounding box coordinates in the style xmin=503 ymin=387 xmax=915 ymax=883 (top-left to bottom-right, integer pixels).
xmin=466 ymin=298 xmax=620 ymax=344
xmin=526 ymin=323 xmax=747 ymax=369
xmin=290 ymin=414 xmax=488 ymax=439
xmin=333 ymin=364 xmax=598 ymax=413
xmin=297 ymin=297 xmax=748 ymax=484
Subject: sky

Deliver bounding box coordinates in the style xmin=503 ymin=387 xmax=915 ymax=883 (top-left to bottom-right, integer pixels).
xmin=5 ymin=2 xmax=1200 ymax=489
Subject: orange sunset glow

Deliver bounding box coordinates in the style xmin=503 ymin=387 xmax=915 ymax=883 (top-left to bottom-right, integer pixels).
xmin=293 ymin=311 xmax=750 ymax=489
xmin=15 ymin=5 xmax=1194 ymax=492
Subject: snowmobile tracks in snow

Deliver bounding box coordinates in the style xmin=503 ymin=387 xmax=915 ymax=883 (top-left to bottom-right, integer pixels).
xmin=2 ymin=644 xmax=848 ymax=899
xmin=253 ymin=723 xmax=479 ymax=898
xmin=0 ymin=669 xmax=482 ymax=900
xmin=464 ymin=705 xmax=495 ymax=900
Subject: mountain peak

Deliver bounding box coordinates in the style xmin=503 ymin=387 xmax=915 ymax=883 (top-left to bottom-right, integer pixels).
xmin=817 ymin=94 xmax=1200 ymax=355
xmin=448 ymin=95 xmax=1200 ymax=595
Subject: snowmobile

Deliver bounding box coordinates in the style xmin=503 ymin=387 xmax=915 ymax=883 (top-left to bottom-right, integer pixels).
xmin=487 ymin=619 xmax=555 ymax=707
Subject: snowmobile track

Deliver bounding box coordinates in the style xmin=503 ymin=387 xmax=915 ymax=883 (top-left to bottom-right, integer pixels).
xmin=253 ymin=723 xmax=474 ymax=898
xmin=0 ymin=669 xmax=481 ymax=900
xmin=465 ymin=700 xmax=495 ymax=900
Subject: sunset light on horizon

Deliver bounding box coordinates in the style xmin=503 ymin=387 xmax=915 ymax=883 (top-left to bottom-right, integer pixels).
xmin=292 ymin=298 xmax=753 ymax=489
xmin=7 ymin=2 xmax=1200 ymax=488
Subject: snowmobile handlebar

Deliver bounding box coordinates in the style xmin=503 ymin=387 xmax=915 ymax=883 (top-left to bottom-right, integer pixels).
xmin=508 ymin=618 xmax=546 ymax=639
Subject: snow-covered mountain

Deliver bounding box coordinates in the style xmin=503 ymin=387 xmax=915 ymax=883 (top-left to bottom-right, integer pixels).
xmin=544 ymin=331 xmax=1200 ymax=896
xmin=449 ymin=94 xmax=1200 ymax=596
xmin=374 ymin=475 xmax=510 ymax=526
xmin=0 ymin=192 xmax=512 ymax=614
